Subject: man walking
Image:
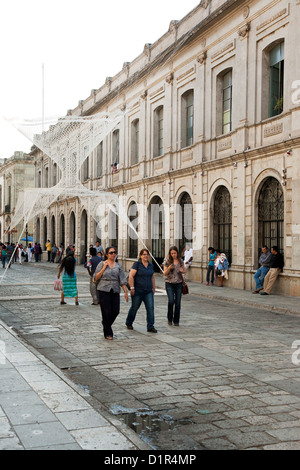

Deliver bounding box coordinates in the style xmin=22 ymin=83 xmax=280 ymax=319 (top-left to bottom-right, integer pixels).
xmin=260 ymin=246 xmax=284 ymax=296
xmin=253 ymin=245 xmax=272 ymax=293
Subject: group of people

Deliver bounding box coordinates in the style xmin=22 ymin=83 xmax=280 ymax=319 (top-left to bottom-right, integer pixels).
xmin=0 ymin=242 xmax=42 ymax=267
xmin=57 ymin=242 xmax=190 ymax=341
xmin=206 ymin=247 xmax=229 ymax=287
xmin=253 ymin=245 xmax=284 ymax=295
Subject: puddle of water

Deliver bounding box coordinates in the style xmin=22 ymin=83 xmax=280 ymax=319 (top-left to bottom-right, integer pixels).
xmin=110 ymin=405 xmax=174 ymax=435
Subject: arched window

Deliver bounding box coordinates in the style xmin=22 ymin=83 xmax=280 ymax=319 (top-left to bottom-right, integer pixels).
xmin=258 ymin=177 xmax=284 ymax=254
xmin=213 ymin=186 xmax=232 ymax=264
xmin=128 ymin=202 xmax=138 ymax=259
xmin=177 ymin=192 xmax=193 ymax=254
xmin=181 ymin=90 xmax=194 ymax=148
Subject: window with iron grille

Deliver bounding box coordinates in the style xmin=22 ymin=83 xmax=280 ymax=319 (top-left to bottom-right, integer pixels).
xmin=213 ymin=186 xmax=232 ymax=265
xmin=258 ymin=177 xmax=284 ymax=255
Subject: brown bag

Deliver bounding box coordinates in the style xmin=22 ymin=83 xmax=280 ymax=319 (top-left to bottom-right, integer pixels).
xmin=182 ymin=281 xmax=189 ymax=295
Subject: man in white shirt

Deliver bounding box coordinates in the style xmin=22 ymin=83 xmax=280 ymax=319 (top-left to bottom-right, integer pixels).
xmin=182 ymin=245 xmax=193 ymax=275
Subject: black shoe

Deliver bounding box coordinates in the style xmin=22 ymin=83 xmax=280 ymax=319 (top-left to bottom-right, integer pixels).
xmin=147 ymin=328 xmax=157 ymax=333
xmin=126 ymin=325 xmax=133 ymax=330
xmin=260 ymin=291 xmax=269 ymax=295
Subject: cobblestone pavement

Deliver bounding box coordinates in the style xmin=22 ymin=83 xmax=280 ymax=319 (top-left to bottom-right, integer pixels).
xmin=0 ymin=260 xmax=300 ymax=450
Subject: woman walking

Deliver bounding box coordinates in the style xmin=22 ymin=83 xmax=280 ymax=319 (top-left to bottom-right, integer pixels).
xmin=94 ymin=246 xmax=128 ymax=340
xmin=126 ymin=249 xmax=157 ymax=333
xmin=57 ymin=247 xmax=79 ymax=305
xmin=163 ymin=246 xmax=185 ymax=326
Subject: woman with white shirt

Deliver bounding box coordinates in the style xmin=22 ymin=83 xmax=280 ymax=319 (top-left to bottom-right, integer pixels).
xmin=94 ymin=246 xmax=128 ymax=340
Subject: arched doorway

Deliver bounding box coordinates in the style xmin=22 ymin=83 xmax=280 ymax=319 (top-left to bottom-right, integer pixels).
xmin=148 ymin=196 xmax=165 ymax=271
xmin=70 ymin=212 xmax=76 ymax=246
xmin=128 ymin=201 xmax=138 ymax=259
xmin=258 ymin=177 xmax=284 ymax=254
xmin=177 ymin=192 xmax=193 ymax=255
xmin=80 ymin=210 xmax=88 ymax=264
xmin=60 ymin=214 xmax=65 ymax=247
xmin=213 ymin=186 xmax=232 ymax=265
xmin=51 ymin=215 xmax=55 ymax=244
xmin=43 ymin=217 xmax=47 ymax=247
xmin=36 ymin=218 xmax=40 ymax=243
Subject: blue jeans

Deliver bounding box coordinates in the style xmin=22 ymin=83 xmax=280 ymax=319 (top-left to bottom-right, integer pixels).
xmin=126 ymin=289 xmax=155 ymax=330
xmin=254 ymin=266 xmax=270 ymax=290
xmin=206 ymin=265 xmax=215 ymax=283
xmin=165 ymin=282 xmax=182 ymax=324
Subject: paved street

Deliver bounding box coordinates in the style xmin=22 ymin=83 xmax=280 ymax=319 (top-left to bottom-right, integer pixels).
xmin=0 ymin=260 xmax=300 ymax=450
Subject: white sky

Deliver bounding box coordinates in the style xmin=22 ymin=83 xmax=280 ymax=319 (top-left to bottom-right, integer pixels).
xmin=0 ymin=0 xmax=199 ymax=158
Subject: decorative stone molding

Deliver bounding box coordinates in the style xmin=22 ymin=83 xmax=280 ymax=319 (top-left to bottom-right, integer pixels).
xmin=200 ymin=0 xmax=210 ymax=9
xmin=256 ymin=9 xmax=287 ymax=32
xmin=143 ymin=43 xmax=152 ymax=59
xmin=263 ymin=122 xmax=283 ymax=138
xmin=165 ymin=72 xmax=174 ymax=84
xmin=217 ymin=138 xmax=232 ymax=152
xmin=211 ymin=41 xmax=235 ymax=62
xmin=78 ymin=100 xmax=84 ymax=113
xmin=238 ymin=22 xmax=250 ymax=38
xmin=169 ymin=20 xmax=178 ymax=34
xmin=140 ymin=90 xmax=148 ymax=100
xmin=105 ymin=77 xmax=112 ymax=91
xmin=197 ymin=50 xmax=207 ymax=65
xmin=123 ymin=62 xmax=130 ymax=78
xmin=91 ymin=89 xmax=97 ymax=103
xmin=243 ymin=6 xmax=250 ymax=19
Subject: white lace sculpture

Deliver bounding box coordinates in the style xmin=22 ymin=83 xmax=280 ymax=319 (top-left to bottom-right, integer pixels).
xmin=8 ymin=111 xmax=125 ymax=238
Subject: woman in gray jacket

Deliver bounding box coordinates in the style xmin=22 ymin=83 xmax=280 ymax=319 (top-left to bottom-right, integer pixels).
xmin=94 ymin=246 xmax=128 ymax=340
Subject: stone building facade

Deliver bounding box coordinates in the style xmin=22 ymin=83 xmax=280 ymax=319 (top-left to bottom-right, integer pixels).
xmin=33 ymin=0 xmax=300 ymax=296
xmin=0 ymin=152 xmax=35 ymax=243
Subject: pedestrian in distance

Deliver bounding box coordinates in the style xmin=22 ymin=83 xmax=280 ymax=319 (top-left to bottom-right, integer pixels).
xmin=57 ymin=247 xmax=79 ymax=306
xmin=126 ymin=248 xmax=157 ymax=333
xmin=45 ymin=239 xmax=51 ymax=262
xmin=94 ymin=246 xmax=128 ymax=340
xmin=163 ymin=246 xmax=185 ymax=326
xmin=206 ymin=247 xmax=217 ymax=285
xmin=85 ymin=247 xmax=103 ymax=305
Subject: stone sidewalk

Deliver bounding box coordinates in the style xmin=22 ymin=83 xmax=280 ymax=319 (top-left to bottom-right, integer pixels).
xmin=0 ymin=260 xmax=299 ymax=450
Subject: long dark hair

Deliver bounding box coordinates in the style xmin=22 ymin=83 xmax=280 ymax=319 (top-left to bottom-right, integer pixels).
xmin=62 ymin=250 xmax=75 ymax=276
xmin=166 ymin=246 xmax=180 ymax=266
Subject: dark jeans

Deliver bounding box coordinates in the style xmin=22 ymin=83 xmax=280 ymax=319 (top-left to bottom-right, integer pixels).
xmin=47 ymin=251 xmax=51 ymax=262
xmin=126 ymin=289 xmax=155 ymax=330
xmin=206 ymin=265 xmax=215 ymax=283
xmin=97 ymin=289 xmax=120 ymax=338
xmin=165 ymin=282 xmax=183 ymax=325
